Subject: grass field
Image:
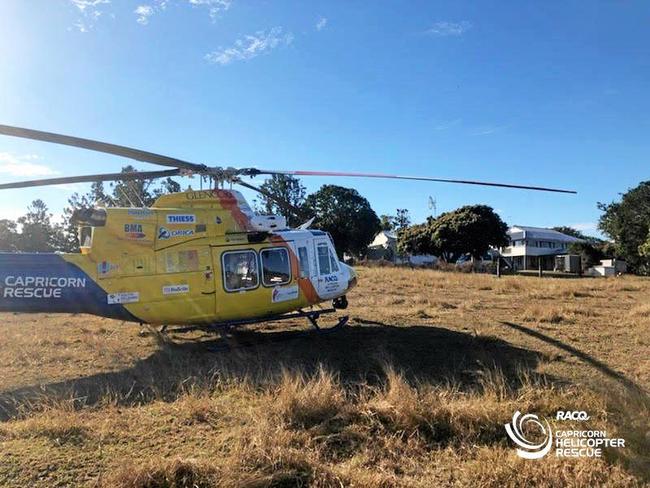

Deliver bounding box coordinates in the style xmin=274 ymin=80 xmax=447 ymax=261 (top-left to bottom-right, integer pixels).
xmin=0 ymin=267 xmax=648 ymax=487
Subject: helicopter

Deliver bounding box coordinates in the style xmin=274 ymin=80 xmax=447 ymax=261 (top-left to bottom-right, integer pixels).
xmin=0 ymin=124 xmax=576 ymax=333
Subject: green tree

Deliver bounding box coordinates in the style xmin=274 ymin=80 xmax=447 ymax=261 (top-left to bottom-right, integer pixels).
xmin=398 ymin=205 xmax=508 ymax=262
xmin=598 ymin=181 xmax=650 ymax=274
xmin=380 ymin=215 xmax=394 ymax=231
xmin=61 ymin=181 xmax=114 ymax=252
xmin=552 ymin=226 xmax=602 ymax=244
xmin=397 ymin=220 xmax=433 ymax=256
xmin=0 ymin=219 xmax=18 ymax=251
xmin=255 ymin=175 xmax=307 ymax=227
xmin=110 ymin=165 xmax=157 ymax=207
xmin=304 ymin=185 xmax=380 ymax=257
xmin=638 ymin=231 xmax=650 ymax=260
xmin=552 ymin=226 xmax=588 ymax=240
xmin=568 ymin=241 xmax=604 ymax=272
xmin=16 ymin=200 xmax=65 ymax=252
xmin=380 ymin=209 xmax=411 ymax=232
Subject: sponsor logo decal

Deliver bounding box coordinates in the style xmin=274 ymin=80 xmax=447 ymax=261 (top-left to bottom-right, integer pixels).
xmin=127 ymin=208 xmax=154 ymax=219
xmin=166 ymin=214 xmax=196 ymax=224
xmin=107 ymin=292 xmax=139 ymax=304
xmin=162 ymin=284 xmax=190 ymax=295
xmin=2 ymin=276 xmax=86 ymax=299
xmin=271 ymin=285 xmax=299 ymax=303
xmin=98 ymin=261 xmax=119 ymax=276
xmin=324 ymin=275 xmax=338 ymax=282
xmin=158 ymin=227 xmax=194 ymax=240
xmin=124 ymin=223 xmax=146 ymax=240
xmin=186 ymin=190 xmax=217 ymax=200
xmin=505 ymin=410 xmax=625 ymax=459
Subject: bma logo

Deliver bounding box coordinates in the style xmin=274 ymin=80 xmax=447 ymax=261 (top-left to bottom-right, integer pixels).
xmin=505 ymin=411 xmax=553 ymax=459
xmin=166 ymin=214 xmax=195 ymax=224
xmin=124 ymin=223 xmax=146 ymax=239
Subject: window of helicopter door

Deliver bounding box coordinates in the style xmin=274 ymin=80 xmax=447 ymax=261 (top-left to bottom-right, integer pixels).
xmin=298 ymin=246 xmax=310 ymax=278
xmin=317 ymin=242 xmax=332 ymax=276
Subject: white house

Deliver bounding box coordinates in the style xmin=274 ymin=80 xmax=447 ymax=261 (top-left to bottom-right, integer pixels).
xmin=500 ymin=225 xmax=583 ymax=271
xmin=367 ymin=230 xmax=437 ymax=265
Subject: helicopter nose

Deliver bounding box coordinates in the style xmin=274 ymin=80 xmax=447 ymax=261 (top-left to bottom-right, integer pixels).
xmin=342 ymin=263 xmax=358 ymax=290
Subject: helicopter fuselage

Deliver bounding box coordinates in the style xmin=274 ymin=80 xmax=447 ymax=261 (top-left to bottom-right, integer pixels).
xmin=0 ymin=190 xmax=356 ymax=326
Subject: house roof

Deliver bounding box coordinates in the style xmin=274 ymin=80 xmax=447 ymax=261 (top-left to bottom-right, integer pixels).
xmin=508 ymin=225 xmax=583 ymax=243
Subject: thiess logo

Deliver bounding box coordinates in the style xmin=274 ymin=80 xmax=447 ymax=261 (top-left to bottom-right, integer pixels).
xmin=166 ymin=214 xmax=196 ymax=224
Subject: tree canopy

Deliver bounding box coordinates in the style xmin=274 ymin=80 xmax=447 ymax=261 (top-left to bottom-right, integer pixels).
xmin=0 ymin=200 xmax=65 ymax=253
xmin=598 ymin=181 xmax=650 ymax=273
xmin=304 ymin=184 xmax=380 ymax=257
xmin=255 ymin=174 xmax=307 ymax=228
xmin=380 ymin=209 xmax=411 ymax=232
xmin=398 ymin=205 xmax=508 ymax=262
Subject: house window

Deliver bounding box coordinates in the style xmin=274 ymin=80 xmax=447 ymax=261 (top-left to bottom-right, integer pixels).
xmin=260 ymin=248 xmax=291 ymax=286
xmin=222 ymin=250 xmax=259 ymax=292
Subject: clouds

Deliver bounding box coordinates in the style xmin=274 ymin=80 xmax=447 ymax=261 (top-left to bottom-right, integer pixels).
xmin=315 ymin=17 xmax=327 ymax=31
xmin=470 ymin=125 xmax=508 ymax=136
xmin=134 ymin=5 xmax=155 ymax=25
xmin=70 ymin=0 xmax=111 ymax=32
xmin=426 ymin=21 xmax=472 ymax=37
xmin=570 ymin=222 xmax=599 ymax=233
xmin=188 ymin=0 xmax=231 ymax=20
xmin=0 ymin=153 xmax=57 ymax=178
xmin=70 ymin=0 xmax=231 ymax=30
xmin=434 ymin=118 xmax=462 ymax=131
xmin=133 ymin=0 xmax=229 ymax=25
xmin=205 ymin=27 xmax=293 ymax=65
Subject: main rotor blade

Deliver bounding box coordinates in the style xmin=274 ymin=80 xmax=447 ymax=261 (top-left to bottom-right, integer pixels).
xmin=0 ymin=124 xmax=206 ymax=172
xmin=236 ymin=180 xmax=311 ymax=221
xmin=250 ymin=169 xmax=577 ymax=194
xmin=0 ymin=169 xmax=181 ymax=190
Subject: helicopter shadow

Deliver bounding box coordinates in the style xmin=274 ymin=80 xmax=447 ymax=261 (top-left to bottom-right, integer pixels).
xmin=0 ymin=320 xmax=547 ymax=420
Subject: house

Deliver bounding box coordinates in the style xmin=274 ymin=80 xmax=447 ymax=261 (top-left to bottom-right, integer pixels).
xmin=367 ymin=230 xmax=437 ymax=265
xmin=367 ymin=230 xmax=397 ymax=260
xmin=500 ymin=225 xmax=583 ymax=271
xmin=586 ymin=258 xmax=627 ymax=277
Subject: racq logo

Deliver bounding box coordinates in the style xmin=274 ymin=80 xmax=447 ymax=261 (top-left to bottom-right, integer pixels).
xmin=166 ymin=214 xmax=196 ymax=224
xmin=505 ymin=410 xmax=624 ymax=459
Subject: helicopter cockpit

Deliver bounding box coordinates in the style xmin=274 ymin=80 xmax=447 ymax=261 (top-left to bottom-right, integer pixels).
xmin=71 ymin=208 xmax=107 ymax=252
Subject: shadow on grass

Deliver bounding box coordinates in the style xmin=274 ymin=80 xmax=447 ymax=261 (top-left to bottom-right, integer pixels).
xmin=500 ymin=321 xmax=646 ymax=395
xmin=0 ymin=320 xmax=546 ymax=420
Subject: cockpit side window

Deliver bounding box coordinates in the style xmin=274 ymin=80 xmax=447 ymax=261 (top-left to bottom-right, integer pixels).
xmin=79 ymin=226 xmax=93 ymax=248
xmin=298 ymin=246 xmax=310 ymax=278
xmin=222 ymin=250 xmax=259 ymax=292
xmin=317 ymin=242 xmax=332 ymax=275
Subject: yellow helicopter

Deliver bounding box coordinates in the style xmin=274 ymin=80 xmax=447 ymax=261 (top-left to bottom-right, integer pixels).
xmin=0 ymin=125 xmax=576 ymax=333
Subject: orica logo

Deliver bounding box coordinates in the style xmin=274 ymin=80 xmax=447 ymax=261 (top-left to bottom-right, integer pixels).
xmin=505 ymin=411 xmax=553 ymax=459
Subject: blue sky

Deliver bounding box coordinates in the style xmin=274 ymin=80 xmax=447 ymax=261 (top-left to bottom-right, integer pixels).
xmin=1 ymin=1 xmax=649 ymax=236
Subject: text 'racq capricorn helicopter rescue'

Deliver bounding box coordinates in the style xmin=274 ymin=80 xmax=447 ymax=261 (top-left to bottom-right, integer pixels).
xmin=0 ymin=125 xmax=576 ymax=334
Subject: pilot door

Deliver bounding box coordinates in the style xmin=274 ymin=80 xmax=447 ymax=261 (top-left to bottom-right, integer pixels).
xmin=312 ymin=236 xmax=345 ymax=299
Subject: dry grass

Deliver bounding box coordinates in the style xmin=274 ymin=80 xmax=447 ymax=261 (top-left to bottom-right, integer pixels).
xmin=0 ymin=268 xmax=649 ymax=487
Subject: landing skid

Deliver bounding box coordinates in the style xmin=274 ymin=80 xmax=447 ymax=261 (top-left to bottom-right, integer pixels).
xmin=167 ymin=308 xmax=349 ymax=335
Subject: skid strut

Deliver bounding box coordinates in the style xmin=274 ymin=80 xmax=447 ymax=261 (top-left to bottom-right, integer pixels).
xmin=169 ymin=308 xmax=348 ymax=335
